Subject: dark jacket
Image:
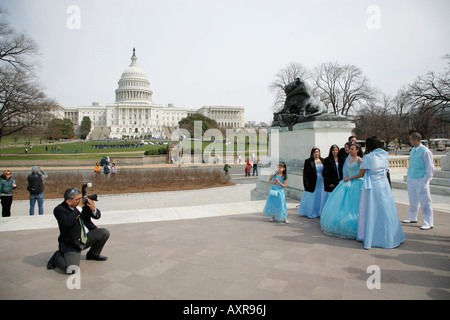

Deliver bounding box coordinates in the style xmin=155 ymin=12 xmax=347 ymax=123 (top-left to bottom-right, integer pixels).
xmin=53 ymin=201 xmax=101 ymax=254
xmin=27 ymin=172 xmax=44 ymax=195
xmin=337 ymin=148 xmax=348 ymax=182
xmin=323 ymin=157 xmax=341 ymax=192
xmin=303 ymin=157 xmax=324 ymax=192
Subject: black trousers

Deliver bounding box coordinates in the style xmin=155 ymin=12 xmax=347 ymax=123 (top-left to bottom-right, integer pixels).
xmin=48 ymin=228 xmax=110 ymax=273
xmin=1 ymin=195 xmax=13 ymax=217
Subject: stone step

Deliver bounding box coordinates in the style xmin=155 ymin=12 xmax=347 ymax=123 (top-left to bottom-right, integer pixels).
xmin=430 ymin=177 xmax=450 ymax=187
xmin=89 ymin=126 xmax=111 ymax=140
xmin=0 ymin=200 xmax=299 ymax=232
xmin=434 ymin=170 xmax=450 ymax=179
xmin=392 ymin=179 xmax=450 ymax=196
xmin=402 ymin=170 xmax=450 ymax=188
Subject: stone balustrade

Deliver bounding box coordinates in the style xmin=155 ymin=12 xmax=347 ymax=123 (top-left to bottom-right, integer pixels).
xmin=388 ymin=155 xmax=442 ymax=168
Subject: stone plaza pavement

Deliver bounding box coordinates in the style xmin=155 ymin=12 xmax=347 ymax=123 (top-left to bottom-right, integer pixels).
xmin=0 ymin=179 xmax=449 ymax=300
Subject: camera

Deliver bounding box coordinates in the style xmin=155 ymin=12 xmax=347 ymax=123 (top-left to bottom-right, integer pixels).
xmin=82 ymin=194 xmax=98 ymax=205
xmin=81 ymin=183 xmax=98 ymax=205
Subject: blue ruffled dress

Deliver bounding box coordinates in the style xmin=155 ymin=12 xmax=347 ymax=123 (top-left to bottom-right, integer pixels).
xmin=320 ymin=159 xmax=363 ymax=239
xmin=263 ymin=174 xmax=288 ymax=222
xmin=357 ymin=148 xmax=405 ymax=249
xmin=298 ymin=164 xmax=328 ymax=218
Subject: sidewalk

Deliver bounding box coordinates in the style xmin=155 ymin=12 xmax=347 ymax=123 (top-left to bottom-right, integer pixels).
xmin=0 ymin=183 xmax=294 ymax=231
xmin=1 ymin=179 xmax=449 ymax=231
xmin=388 ymin=168 xmax=450 ymax=212
xmin=0 ymin=182 xmax=449 ymax=300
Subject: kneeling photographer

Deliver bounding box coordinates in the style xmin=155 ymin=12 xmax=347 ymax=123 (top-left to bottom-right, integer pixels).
xmin=47 ymin=187 xmax=110 ymax=274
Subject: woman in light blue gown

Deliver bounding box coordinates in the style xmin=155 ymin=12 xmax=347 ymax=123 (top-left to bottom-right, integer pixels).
xmin=263 ymin=162 xmax=289 ymax=223
xmin=352 ymin=136 xmax=405 ymax=249
xmin=320 ymin=143 xmax=363 ymax=239
xmin=298 ymin=148 xmax=328 ymax=218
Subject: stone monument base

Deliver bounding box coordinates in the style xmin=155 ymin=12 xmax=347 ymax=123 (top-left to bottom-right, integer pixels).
xmin=251 ymin=116 xmax=355 ymax=201
xmin=442 ymin=151 xmax=450 ymax=171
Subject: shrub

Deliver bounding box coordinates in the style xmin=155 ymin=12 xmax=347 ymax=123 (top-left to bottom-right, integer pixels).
xmin=144 ymin=146 xmax=167 ymax=155
xmin=11 ymin=167 xmax=232 ymax=200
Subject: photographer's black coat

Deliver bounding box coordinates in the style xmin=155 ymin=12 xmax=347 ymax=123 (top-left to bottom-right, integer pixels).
xmin=53 ymin=201 xmax=101 ymax=254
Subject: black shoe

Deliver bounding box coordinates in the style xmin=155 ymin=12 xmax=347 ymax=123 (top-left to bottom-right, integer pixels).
xmin=86 ymin=253 xmax=107 ymax=261
xmin=47 ymin=259 xmax=55 ymax=270
xmin=47 ymin=252 xmax=56 ymax=270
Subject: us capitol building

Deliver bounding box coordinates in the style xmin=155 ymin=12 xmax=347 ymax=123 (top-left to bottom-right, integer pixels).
xmin=57 ymin=49 xmax=245 ymax=139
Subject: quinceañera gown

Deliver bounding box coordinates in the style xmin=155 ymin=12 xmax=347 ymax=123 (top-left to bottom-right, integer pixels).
xmin=320 ymin=159 xmax=363 ymax=239
xmin=357 ymin=148 xmax=405 ymax=249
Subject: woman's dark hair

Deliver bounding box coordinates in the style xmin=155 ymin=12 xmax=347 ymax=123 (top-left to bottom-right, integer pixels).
xmin=349 ymin=142 xmax=364 ymax=157
xmin=349 ymin=143 xmax=361 ymax=150
xmin=278 ymin=161 xmax=287 ymax=180
xmin=344 ymin=142 xmax=351 ymax=152
xmin=326 ymin=144 xmax=339 ymax=160
xmin=365 ymin=136 xmax=381 ymax=153
xmin=310 ymin=147 xmax=320 ymax=158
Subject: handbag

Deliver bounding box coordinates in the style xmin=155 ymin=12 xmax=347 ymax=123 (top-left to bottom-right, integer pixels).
xmin=268 ymin=189 xmax=279 ymax=197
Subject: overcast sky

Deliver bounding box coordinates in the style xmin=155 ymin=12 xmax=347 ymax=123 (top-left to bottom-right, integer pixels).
xmin=2 ymin=0 xmax=450 ymax=123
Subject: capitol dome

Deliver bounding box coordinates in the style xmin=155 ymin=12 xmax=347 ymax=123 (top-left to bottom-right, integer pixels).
xmin=115 ymin=48 xmax=153 ymax=104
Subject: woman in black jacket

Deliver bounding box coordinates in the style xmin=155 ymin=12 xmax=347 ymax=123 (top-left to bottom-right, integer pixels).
xmin=323 ymin=144 xmax=341 ymax=193
xmin=298 ymin=147 xmax=328 ymax=218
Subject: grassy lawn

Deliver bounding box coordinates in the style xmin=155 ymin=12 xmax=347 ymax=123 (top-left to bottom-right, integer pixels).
xmin=0 ymin=138 xmax=268 ymax=161
xmin=0 ymin=136 xmax=54 ymax=147
xmin=0 ymin=140 xmax=148 ymax=154
xmin=0 ymin=153 xmax=143 ymax=161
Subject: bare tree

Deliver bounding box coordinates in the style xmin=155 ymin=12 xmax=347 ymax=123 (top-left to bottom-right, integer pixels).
xmin=391 ymin=87 xmax=414 ymax=123
xmin=0 ymin=6 xmax=56 ymax=144
xmin=408 ymin=102 xmax=445 ymax=139
xmin=0 ymin=8 xmax=39 ymax=72
xmin=355 ymin=57 xmax=450 ymax=144
xmin=312 ymin=62 xmax=342 ymax=114
xmin=408 ymin=54 xmax=450 ymax=124
xmin=355 ymin=94 xmax=409 ymax=146
xmin=268 ymin=62 xmax=310 ymax=111
xmin=0 ymin=67 xmax=55 ymax=144
xmin=313 ymin=62 xmax=378 ymax=116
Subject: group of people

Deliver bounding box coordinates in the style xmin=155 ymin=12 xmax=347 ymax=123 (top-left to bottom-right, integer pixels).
xmin=94 ymin=156 xmax=117 ymax=174
xmin=245 ymin=160 xmax=259 ymax=177
xmin=0 ymin=132 xmax=437 ymax=276
xmin=263 ymin=133 xmax=435 ymax=250
xmin=0 ymin=166 xmax=48 ymax=217
xmin=223 ymin=159 xmax=259 ymax=177
xmin=0 ymin=167 xmax=110 ymax=274
xmin=0 ymin=167 xmax=110 ymax=273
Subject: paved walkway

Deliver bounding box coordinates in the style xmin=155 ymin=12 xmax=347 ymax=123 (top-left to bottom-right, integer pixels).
xmin=0 ymin=179 xmax=449 ymax=300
